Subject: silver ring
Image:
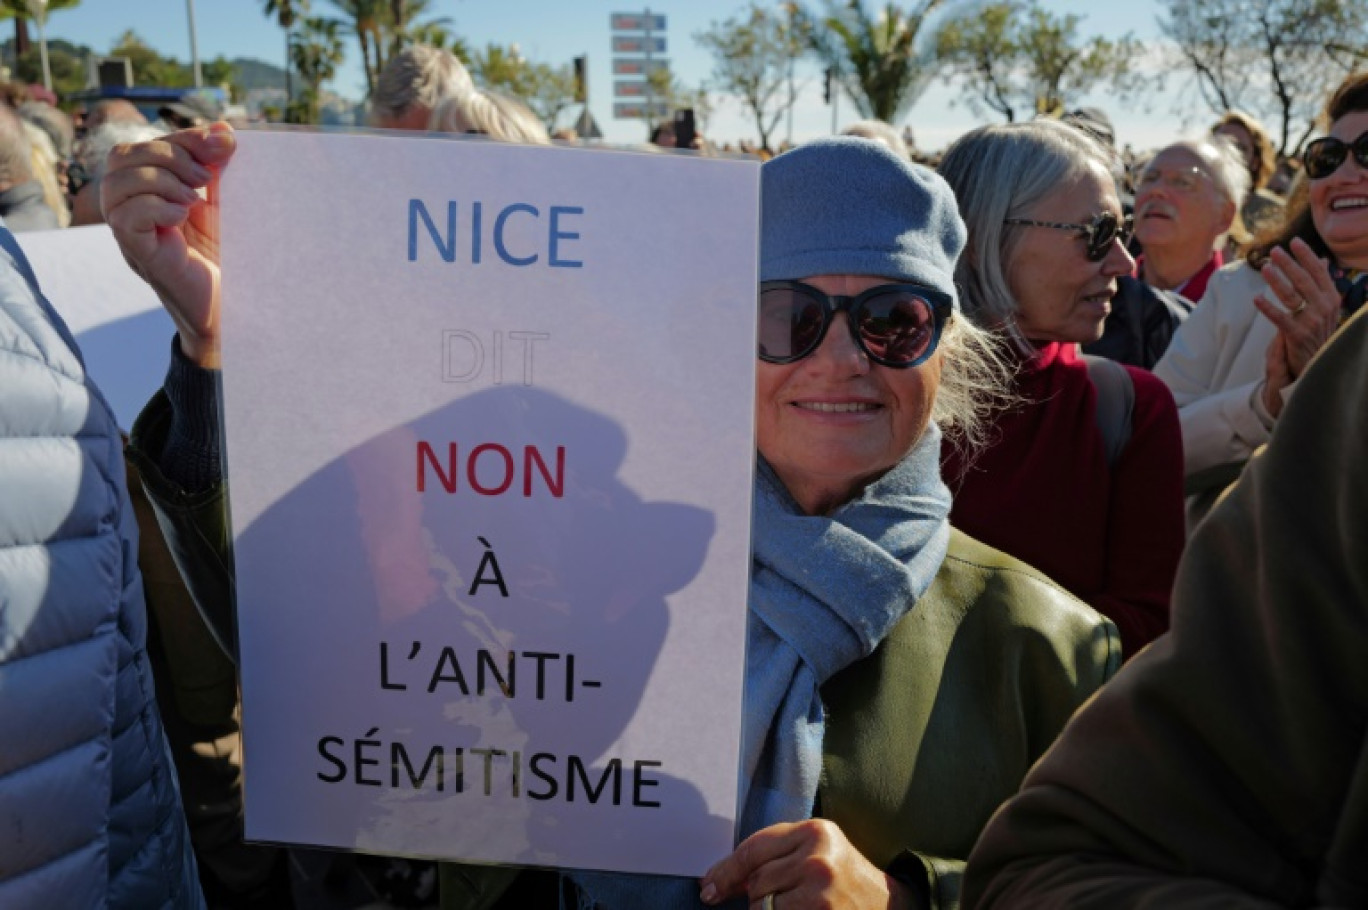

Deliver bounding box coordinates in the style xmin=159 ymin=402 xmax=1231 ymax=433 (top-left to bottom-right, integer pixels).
xmin=762 ymin=893 xmax=776 ymax=910
xmin=1292 ymin=299 xmax=1308 ymax=315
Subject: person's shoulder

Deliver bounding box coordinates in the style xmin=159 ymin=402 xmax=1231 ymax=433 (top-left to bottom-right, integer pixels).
xmin=934 ymin=528 xmax=1114 ymax=637
xmin=1122 ymin=363 xmax=1177 ymax=407
xmin=1204 ymin=259 xmax=1266 ymax=301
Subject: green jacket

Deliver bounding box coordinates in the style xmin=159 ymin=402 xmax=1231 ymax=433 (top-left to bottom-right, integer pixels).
xmin=129 ymin=395 xmax=1119 ymax=910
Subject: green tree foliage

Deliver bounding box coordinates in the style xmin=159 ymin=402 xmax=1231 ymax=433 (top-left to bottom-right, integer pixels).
xmin=520 ymin=62 xmax=578 ymax=133
xmin=262 ymin=0 xmax=308 ymax=98
xmin=383 ymin=0 xmax=448 ymax=60
xmin=803 ymin=0 xmax=946 ymax=123
xmin=935 ymin=2 xmax=1147 ymax=122
xmin=11 ymin=41 xmax=82 ymax=97
xmin=290 ymin=15 xmax=344 ymax=122
xmin=1018 ymin=6 xmax=1145 ymax=117
xmin=327 ymin=0 xmax=382 ymax=96
xmin=111 ymin=30 xmax=195 ymax=87
xmin=469 ymin=43 xmax=579 ymax=133
xmin=326 ymin=0 xmax=450 ymax=98
xmin=202 ymin=57 xmax=240 ymax=100
xmin=697 ymin=2 xmax=809 ymax=154
xmin=0 ymin=0 xmax=80 ymax=58
xmin=470 ymin=42 xmax=524 ymax=91
xmin=1159 ymin=0 xmax=1368 ymax=154
xmin=934 ymin=2 xmax=1017 ymax=119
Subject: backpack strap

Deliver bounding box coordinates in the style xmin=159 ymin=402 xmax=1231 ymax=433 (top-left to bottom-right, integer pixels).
xmin=1081 ymin=353 xmax=1135 ymax=468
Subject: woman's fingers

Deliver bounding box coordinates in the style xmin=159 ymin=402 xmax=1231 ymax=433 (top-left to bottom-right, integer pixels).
xmin=1286 ymin=237 xmax=1339 ymax=298
xmin=1263 ymin=243 xmax=1331 ymax=314
xmin=702 ymin=822 xmax=804 ymax=904
xmin=103 ymin=124 xmax=234 ymax=367
xmin=1259 ymin=240 xmax=1342 ymax=378
xmin=1252 ymin=293 xmax=1295 ymax=334
xmin=701 ymin=820 xmax=895 ymax=909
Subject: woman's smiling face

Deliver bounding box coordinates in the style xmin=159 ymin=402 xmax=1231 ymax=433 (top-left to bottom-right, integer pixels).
xmin=755 ymin=273 xmax=941 ymax=516
xmin=1310 ymin=109 xmax=1368 ymax=269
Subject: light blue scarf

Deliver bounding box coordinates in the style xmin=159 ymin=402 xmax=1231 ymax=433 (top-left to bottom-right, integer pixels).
xmin=573 ymin=428 xmax=952 ymax=909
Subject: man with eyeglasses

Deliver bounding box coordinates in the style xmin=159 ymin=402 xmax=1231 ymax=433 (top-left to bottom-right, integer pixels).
xmin=1080 ymin=136 xmax=1250 ymax=371
xmin=1132 ymin=136 xmax=1249 ymax=303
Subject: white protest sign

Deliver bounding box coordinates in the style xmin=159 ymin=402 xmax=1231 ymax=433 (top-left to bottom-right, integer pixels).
xmin=220 ymin=129 xmax=759 ymax=877
xmin=19 ymin=224 xmax=172 ymax=430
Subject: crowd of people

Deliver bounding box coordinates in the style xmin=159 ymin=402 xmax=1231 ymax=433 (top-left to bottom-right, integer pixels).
xmin=2 ymin=38 xmax=1367 ymax=910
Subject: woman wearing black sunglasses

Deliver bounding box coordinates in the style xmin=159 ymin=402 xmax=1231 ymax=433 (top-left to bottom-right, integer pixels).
xmin=694 ymin=135 xmax=1119 ymax=910
xmin=1155 ymin=71 xmax=1368 ymax=527
xmin=937 ymin=119 xmax=1186 ymax=660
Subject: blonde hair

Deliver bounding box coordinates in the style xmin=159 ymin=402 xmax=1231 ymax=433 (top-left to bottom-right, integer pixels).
xmin=427 ymin=88 xmax=550 ymax=145
xmin=841 ymin=120 xmax=909 ymax=158
xmin=22 ymin=120 xmax=68 ymax=228
xmin=934 ymin=313 xmax=1016 ymax=459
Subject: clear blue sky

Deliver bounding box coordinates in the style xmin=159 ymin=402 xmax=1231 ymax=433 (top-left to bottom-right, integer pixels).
xmin=41 ymin=0 xmax=1198 ymax=151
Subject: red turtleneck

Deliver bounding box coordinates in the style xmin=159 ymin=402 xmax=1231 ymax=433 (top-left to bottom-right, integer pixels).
xmin=941 ymin=341 xmax=1185 ymax=657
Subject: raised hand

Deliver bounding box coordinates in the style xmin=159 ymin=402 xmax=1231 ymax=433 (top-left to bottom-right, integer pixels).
xmin=102 ymin=122 xmax=236 ymax=368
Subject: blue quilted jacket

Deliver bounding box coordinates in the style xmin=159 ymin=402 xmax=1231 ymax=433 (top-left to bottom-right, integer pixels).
xmin=0 ymin=225 xmax=203 ymax=910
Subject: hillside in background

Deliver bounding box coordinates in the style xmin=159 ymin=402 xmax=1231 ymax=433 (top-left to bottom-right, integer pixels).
xmin=0 ymin=35 xmax=285 ymax=96
xmin=231 ymin=56 xmax=286 ymax=92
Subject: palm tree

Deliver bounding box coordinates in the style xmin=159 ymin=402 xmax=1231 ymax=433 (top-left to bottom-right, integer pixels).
xmin=290 ymin=15 xmax=344 ymax=122
xmin=0 ymin=0 xmax=80 ymax=90
xmin=806 ymin=0 xmax=946 ymax=123
xmin=262 ymin=0 xmax=308 ymax=101
xmin=382 ymin=0 xmax=450 ymax=60
xmin=328 ymin=0 xmax=383 ymax=97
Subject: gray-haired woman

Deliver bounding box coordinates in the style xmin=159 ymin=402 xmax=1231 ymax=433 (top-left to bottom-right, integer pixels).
xmin=938 ymin=120 xmax=1186 ymax=659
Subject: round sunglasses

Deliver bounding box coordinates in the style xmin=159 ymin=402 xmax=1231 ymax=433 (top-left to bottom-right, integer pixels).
xmin=1003 ymin=210 xmax=1133 ymax=261
xmin=758 ymin=280 xmax=952 ymax=368
xmin=1303 ymin=130 xmax=1368 ymax=180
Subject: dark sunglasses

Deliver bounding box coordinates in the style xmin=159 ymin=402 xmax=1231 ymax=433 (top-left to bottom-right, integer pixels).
xmin=1003 ymin=210 xmax=1133 ymax=261
xmin=758 ymin=280 xmax=952 ymax=368
xmin=1303 ymin=130 xmax=1368 ymax=180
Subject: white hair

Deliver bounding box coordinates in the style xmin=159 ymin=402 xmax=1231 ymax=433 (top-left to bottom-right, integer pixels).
xmin=370 ymin=45 xmax=475 ymax=125
xmin=427 ymin=88 xmax=550 ymax=145
xmin=1142 ymin=135 xmax=1251 ymax=208
xmin=79 ymin=121 xmax=169 ymax=186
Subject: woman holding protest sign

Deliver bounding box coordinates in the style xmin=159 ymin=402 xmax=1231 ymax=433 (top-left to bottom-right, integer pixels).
xmin=105 ymin=127 xmax=1119 ymax=909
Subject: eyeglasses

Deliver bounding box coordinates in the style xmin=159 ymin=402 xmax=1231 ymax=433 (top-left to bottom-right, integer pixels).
xmin=1003 ymin=210 xmax=1133 ymax=262
xmin=1135 ymin=165 xmax=1212 ymax=194
xmin=757 ymin=280 xmax=952 ymax=368
xmin=1303 ymin=130 xmax=1368 ymax=180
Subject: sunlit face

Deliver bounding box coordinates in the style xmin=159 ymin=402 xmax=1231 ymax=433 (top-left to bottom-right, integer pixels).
xmin=1134 ymin=146 xmax=1235 ymax=254
xmin=1309 ymin=109 xmax=1368 ymax=268
xmin=1006 ymin=163 xmax=1135 ymax=344
xmin=756 ymin=274 xmax=941 ymax=515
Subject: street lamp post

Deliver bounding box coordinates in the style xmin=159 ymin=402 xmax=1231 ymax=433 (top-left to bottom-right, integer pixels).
xmin=186 ymin=0 xmax=203 ymax=87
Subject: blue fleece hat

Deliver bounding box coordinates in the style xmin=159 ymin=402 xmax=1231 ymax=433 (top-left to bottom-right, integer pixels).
xmin=760 ymin=136 xmax=966 ymax=309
